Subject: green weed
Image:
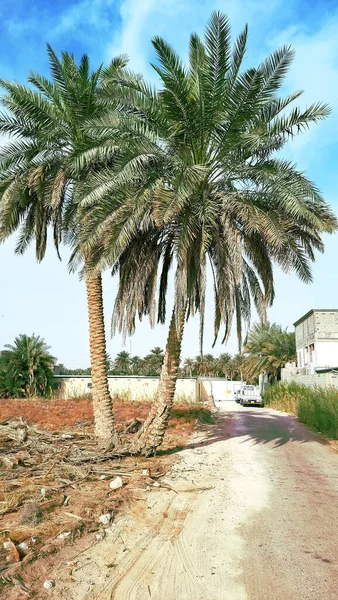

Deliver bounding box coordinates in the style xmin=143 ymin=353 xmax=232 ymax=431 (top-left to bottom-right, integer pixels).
xmin=263 ymin=382 xmax=338 ymax=439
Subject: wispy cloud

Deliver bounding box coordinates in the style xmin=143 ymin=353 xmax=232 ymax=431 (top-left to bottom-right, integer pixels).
xmin=268 ymin=12 xmax=338 ymax=171
xmin=4 ymin=0 xmax=117 ymax=44
xmin=106 ymin=0 xmax=283 ymax=76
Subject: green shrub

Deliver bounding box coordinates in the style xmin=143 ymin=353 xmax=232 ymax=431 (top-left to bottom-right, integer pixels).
xmin=264 ymin=382 xmax=338 ymax=439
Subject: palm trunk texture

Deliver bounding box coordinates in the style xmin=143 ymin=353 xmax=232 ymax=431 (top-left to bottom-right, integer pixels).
xmin=85 ymin=268 xmax=118 ymax=449
xmin=131 ymin=307 xmax=186 ymax=456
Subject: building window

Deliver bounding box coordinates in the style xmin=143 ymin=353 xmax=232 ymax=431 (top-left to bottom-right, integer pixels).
xmin=87 ymin=383 xmax=92 ymax=389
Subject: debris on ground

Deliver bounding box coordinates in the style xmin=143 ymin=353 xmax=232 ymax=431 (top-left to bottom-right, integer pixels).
xmin=109 ymin=476 xmax=123 ymax=490
xmin=0 ymin=398 xmax=214 ymax=598
xmin=43 ymin=579 xmax=55 ymax=590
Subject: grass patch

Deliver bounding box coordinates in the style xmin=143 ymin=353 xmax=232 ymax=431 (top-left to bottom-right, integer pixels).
xmin=171 ymin=406 xmax=215 ymax=425
xmin=263 ymin=382 xmax=338 ymax=439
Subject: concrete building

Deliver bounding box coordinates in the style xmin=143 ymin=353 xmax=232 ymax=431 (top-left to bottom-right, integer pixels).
xmin=294 ymin=309 xmax=338 ymax=374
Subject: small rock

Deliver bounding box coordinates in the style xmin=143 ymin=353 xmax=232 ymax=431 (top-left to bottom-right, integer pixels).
xmin=109 ymin=476 xmax=123 ymax=490
xmin=31 ymin=537 xmax=37 ymax=544
xmin=146 ymin=485 xmax=151 ymax=492
xmin=153 ymin=481 xmax=160 ymax=487
xmin=142 ymin=469 xmax=148 ymax=476
xmin=18 ymin=542 xmax=29 ymax=550
xmin=61 ymin=433 xmax=73 ymax=439
xmin=3 ymin=541 xmax=11 ymax=550
xmin=57 ymin=531 xmax=71 ymax=539
xmin=43 ymin=580 xmax=55 ymax=590
xmin=63 ymin=495 xmax=71 ymax=506
xmin=98 ymin=513 xmax=112 ymax=526
xmin=41 ymin=487 xmax=47 ymax=499
xmin=95 ymin=532 xmax=105 ymax=541
xmin=100 ymin=475 xmax=107 ymax=480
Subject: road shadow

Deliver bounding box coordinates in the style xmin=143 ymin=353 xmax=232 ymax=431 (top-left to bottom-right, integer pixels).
xmin=159 ymin=406 xmax=327 ymax=456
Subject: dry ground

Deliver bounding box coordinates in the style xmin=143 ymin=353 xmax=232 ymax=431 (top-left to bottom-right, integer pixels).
xmin=2 ymin=399 xmax=338 ymax=599
xmin=0 ymin=397 xmax=213 ymax=598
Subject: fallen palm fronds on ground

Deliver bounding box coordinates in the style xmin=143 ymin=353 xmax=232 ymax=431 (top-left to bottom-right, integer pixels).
xmin=0 ymin=402 xmax=215 ymax=596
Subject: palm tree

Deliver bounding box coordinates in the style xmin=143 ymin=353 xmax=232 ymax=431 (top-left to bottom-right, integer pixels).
xmin=231 ymin=353 xmax=249 ymax=381
xmin=0 ymin=48 xmax=134 ymax=447
xmin=183 ymin=357 xmax=195 ymax=377
xmin=112 ymin=351 xmax=131 ymax=375
xmin=143 ymin=347 xmax=164 ymax=376
xmin=217 ymin=353 xmax=232 ymax=379
xmin=130 ymin=355 xmax=144 ymax=375
xmin=74 ymin=12 xmax=336 ymax=455
xmin=245 ymin=322 xmax=296 ymax=382
xmin=0 ymin=334 xmax=55 ymax=398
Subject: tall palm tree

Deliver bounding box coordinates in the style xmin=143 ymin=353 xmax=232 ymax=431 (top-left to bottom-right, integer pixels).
xmin=74 ymin=12 xmax=336 ymax=455
xmin=0 ymin=334 xmax=55 ymax=398
xmin=0 ymin=48 xmax=134 ymax=447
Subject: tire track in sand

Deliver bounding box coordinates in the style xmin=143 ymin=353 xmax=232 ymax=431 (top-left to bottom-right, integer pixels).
xmin=96 ymin=490 xmax=211 ymax=600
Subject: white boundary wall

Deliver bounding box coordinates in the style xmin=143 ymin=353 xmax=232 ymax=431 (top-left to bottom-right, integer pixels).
xmin=56 ymin=376 xmax=198 ymax=403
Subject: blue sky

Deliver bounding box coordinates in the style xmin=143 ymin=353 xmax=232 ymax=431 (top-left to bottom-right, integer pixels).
xmin=0 ymin=0 xmax=338 ymax=366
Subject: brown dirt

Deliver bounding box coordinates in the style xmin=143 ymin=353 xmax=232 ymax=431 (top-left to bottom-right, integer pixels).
xmin=0 ymin=398 xmax=212 ymax=598
xmin=0 ymin=397 xmax=150 ymax=431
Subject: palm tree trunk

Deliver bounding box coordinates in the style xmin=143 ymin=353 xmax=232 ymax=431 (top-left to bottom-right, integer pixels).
xmin=131 ymin=306 xmax=186 ymax=456
xmin=85 ymin=267 xmax=118 ymax=449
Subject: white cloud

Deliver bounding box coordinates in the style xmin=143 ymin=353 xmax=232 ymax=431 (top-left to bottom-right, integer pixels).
xmin=108 ymin=0 xmax=338 ymax=172
xmin=267 ymin=14 xmax=338 ymax=170
xmin=52 ymin=0 xmax=115 ymax=37
xmin=5 ymin=0 xmax=116 ymax=40
xmin=106 ymin=0 xmax=283 ymax=77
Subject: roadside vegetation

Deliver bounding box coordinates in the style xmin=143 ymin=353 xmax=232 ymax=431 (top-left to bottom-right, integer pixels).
xmin=263 ymin=382 xmax=338 ymax=439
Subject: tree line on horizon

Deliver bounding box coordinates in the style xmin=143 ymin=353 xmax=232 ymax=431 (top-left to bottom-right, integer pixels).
xmin=0 ymin=12 xmax=334 ymax=455
xmin=0 ymin=323 xmax=296 ymax=398
xmin=57 ymin=349 xmax=254 ymax=380
xmin=55 ymin=321 xmax=298 ymax=382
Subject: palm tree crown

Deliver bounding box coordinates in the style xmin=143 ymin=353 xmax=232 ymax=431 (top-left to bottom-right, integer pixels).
xmin=245 ymin=322 xmax=296 ymax=381
xmin=0 ymin=334 xmax=55 ymax=397
xmin=79 ymin=11 xmax=336 ymax=353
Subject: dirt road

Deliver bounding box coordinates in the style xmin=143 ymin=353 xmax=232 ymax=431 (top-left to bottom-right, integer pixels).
xmin=55 ymin=403 xmax=338 ymax=599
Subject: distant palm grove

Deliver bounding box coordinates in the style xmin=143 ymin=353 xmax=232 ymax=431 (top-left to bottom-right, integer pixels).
xmin=0 ymin=323 xmax=296 ymax=397
xmin=0 ymin=12 xmax=336 ymax=454
xmin=57 ymin=348 xmax=249 ymax=380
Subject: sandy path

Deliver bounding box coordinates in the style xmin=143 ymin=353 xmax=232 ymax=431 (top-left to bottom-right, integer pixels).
xmin=54 ymin=403 xmax=338 ymax=600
